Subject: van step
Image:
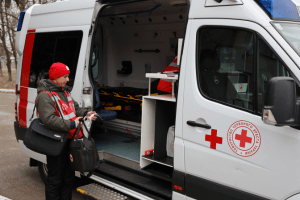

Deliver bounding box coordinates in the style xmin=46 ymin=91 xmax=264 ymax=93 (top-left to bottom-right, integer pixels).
xmin=141 ymin=162 xmax=173 ymax=182
xmin=77 ymin=183 xmax=128 ymax=200
xmin=95 ymin=161 xmax=172 ymax=200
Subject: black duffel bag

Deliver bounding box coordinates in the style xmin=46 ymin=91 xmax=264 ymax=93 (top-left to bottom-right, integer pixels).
xmin=69 ymin=118 xmax=100 ymax=177
xmin=24 ymin=86 xmax=69 ymax=156
xmin=24 ymin=118 xmax=69 ymax=156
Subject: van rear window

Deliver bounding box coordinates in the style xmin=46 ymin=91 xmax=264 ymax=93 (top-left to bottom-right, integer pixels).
xmin=28 ymin=31 xmax=83 ymax=88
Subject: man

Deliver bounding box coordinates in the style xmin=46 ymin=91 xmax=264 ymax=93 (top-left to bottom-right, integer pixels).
xmin=35 ymin=62 xmax=96 ymax=200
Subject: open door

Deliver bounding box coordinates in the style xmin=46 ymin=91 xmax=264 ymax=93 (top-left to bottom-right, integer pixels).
xmin=16 ymin=0 xmax=95 ymax=161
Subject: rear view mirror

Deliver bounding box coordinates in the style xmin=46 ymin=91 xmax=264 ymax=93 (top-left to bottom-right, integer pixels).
xmin=262 ymin=77 xmax=298 ymax=126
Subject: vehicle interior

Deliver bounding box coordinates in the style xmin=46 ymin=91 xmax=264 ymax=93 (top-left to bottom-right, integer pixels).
xmin=90 ymin=0 xmax=187 ymax=158
xmin=88 ymin=1 xmax=188 ymax=198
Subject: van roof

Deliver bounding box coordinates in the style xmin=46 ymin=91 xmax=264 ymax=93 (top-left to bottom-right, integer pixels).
xmin=189 ymin=0 xmax=274 ymax=28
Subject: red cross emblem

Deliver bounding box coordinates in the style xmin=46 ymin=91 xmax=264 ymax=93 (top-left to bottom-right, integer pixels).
xmin=235 ymin=129 xmax=252 ymax=148
xmin=205 ymin=129 xmax=223 ymax=149
xmin=227 ymin=120 xmax=261 ymax=157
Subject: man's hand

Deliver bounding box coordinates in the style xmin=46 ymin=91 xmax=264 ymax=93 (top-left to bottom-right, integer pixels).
xmin=75 ymin=117 xmax=83 ymax=126
xmin=87 ymin=111 xmax=97 ymax=121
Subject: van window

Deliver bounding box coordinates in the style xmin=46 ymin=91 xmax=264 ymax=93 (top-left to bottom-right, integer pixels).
xmin=91 ymin=45 xmax=99 ymax=79
xmin=197 ymin=27 xmax=254 ymax=111
xmin=257 ymin=37 xmax=289 ymax=112
xmin=28 ymin=31 xmax=83 ymax=88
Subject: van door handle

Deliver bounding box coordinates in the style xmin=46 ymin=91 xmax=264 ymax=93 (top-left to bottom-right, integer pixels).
xmin=187 ymin=121 xmax=211 ymax=129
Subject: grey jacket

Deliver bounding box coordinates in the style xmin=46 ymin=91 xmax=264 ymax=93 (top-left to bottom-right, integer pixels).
xmin=35 ymin=79 xmax=88 ymax=132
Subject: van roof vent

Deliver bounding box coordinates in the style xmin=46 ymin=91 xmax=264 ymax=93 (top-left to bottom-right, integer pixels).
xmin=205 ymin=0 xmax=243 ymax=7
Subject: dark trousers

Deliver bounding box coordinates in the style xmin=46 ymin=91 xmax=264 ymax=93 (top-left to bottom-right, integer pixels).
xmin=46 ymin=139 xmax=75 ymax=200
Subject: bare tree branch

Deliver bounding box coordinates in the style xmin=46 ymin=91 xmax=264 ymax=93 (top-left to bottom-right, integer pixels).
xmin=0 ymin=3 xmax=12 ymax=81
xmin=0 ymin=11 xmax=18 ymax=20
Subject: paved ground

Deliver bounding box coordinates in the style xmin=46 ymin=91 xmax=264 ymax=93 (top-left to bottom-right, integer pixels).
xmin=0 ymin=92 xmax=92 ymax=200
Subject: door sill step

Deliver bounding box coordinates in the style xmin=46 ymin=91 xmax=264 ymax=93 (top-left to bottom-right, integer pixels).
xmin=95 ymin=160 xmax=172 ymax=199
xmin=77 ymin=183 xmax=128 ymax=200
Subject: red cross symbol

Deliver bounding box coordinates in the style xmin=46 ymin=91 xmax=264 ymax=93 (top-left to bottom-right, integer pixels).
xmin=235 ymin=129 xmax=252 ymax=148
xmin=205 ymin=129 xmax=223 ymax=149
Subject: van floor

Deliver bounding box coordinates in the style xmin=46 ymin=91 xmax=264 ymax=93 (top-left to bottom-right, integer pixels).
xmin=93 ymin=132 xmax=140 ymax=162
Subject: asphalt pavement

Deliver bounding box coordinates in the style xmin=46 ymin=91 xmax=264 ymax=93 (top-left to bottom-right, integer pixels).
xmin=0 ymin=92 xmax=91 ymax=200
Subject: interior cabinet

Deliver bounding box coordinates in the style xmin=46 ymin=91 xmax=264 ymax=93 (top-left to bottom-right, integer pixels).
xmin=140 ymin=73 xmax=177 ymax=180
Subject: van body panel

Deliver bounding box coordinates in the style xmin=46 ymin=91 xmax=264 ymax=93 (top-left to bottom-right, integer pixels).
xmin=173 ymin=18 xmax=191 ymax=174
xmin=18 ymin=140 xmax=46 ymax=164
xmin=174 ymin=138 xmax=185 ymax=173
xmin=15 ymin=5 xmax=39 ymax=55
xmin=183 ymin=18 xmax=300 ymax=200
xmin=28 ymin=0 xmax=95 ymax=31
xmin=19 ymin=31 xmax=36 ymax=128
xmin=29 ymin=8 xmax=94 ymax=30
xmin=172 ymin=191 xmax=187 ymax=200
xmin=30 ymin=0 xmax=95 ymax=16
xmin=174 ymin=19 xmax=191 ymax=140
xmin=189 ymin=0 xmax=270 ymax=28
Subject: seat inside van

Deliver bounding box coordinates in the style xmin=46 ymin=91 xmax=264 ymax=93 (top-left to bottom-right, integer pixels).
xmin=90 ymin=0 xmax=188 ymax=162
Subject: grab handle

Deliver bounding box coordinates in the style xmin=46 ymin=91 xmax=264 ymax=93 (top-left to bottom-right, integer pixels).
xmin=187 ymin=121 xmax=211 ymax=129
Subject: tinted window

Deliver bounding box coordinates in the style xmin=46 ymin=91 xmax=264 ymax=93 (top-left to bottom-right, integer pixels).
xmin=257 ymin=38 xmax=290 ymax=112
xmin=91 ymin=45 xmax=99 ymax=79
xmin=197 ymin=28 xmax=254 ymax=111
xmin=28 ymin=31 xmax=83 ymax=88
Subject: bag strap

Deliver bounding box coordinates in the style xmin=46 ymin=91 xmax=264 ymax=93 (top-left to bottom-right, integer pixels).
xmin=72 ymin=118 xmax=91 ymax=140
xmin=29 ymin=106 xmax=36 ymax=121
xmin=31 ymin=81 xmax=66 ymax=122
xmin=72 ymin=120 xmax=82 ymax=140
xmin=71 ymin=119 xmax=83 ymax=148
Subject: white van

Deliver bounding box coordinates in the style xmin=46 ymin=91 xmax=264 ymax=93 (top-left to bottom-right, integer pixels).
xmin=13 ymin=0 xmax=300 ymax=199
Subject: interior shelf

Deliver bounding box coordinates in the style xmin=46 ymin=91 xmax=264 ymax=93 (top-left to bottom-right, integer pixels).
xmin=142 ymin=155 xmax=173 ymax=167
xmin=145 ymin=73 xmax=178 ymax=80
xmin=143 ymin=94 xmax=176 ymax=102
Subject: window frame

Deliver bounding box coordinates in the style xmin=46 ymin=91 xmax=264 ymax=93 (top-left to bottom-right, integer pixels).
xmin=196 ymin=25 xmax=299 ymax=116
xmin=271 ymin=21 xmax=300 ymax=57
xmin=26 ymin=30 xmax=83 ymax=89
xmin=255 ymin=33 xmax=298 ymax=115
xmin=91 ymin=44 xmax=100 ymax=79
xmin=196 ymin=25 xmax=257 ymax=114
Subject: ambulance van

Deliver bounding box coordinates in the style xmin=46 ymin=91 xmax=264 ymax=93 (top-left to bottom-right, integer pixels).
xmin=13 ymin=0 xmax=300 ymax=199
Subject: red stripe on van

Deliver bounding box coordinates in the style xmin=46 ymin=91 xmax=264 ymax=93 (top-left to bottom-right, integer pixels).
xmin=20 ymin=32 xmax=35 ymax=87
xmin=19 ymin=87 xmax=28 ymax=127
xmin=19 ymin=101 xmax=27 ymax=127
xmin=19 ymin=31 xmax=35 ymax=128
xmin=27 ymin=29 xmax=36 ymax=33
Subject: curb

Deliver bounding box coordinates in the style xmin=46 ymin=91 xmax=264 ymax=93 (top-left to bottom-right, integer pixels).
xmin=0 ymin=89 xmax=15 ymax=93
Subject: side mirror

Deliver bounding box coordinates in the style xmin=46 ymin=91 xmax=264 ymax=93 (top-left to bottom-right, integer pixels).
xmin=262 ymin=77 xmax=298 ymax=126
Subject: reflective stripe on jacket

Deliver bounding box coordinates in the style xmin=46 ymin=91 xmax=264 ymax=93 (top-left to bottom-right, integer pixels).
xmin=43 ymin=90 xmax=83 ymax=139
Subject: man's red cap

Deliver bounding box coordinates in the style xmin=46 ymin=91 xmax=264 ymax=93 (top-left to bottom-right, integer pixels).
xmin=49 ymin=62 xmax=70 ymax=80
